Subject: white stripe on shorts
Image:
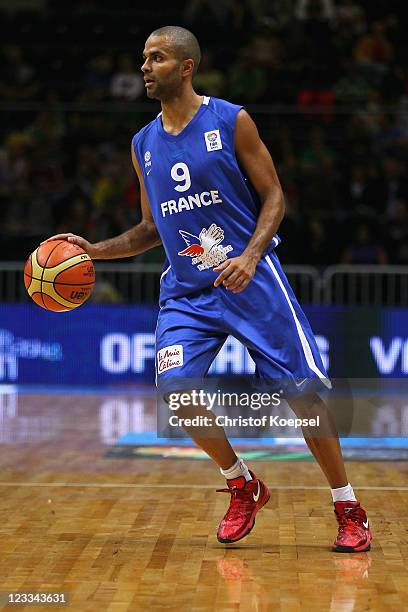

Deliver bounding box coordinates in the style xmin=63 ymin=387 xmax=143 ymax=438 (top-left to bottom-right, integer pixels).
xmin=265 ymin=254 xmax=331 ymax=388
xmin=160 ymin=265 xmax=171 ymax=282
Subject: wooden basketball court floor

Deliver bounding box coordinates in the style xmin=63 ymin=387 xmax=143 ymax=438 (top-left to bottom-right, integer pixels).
xmin=0 ymin=388 xmax=407 ymax=611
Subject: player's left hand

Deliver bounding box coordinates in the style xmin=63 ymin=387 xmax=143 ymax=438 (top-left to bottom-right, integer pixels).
xmin=213 ymin=255 xmax=258 ymax=293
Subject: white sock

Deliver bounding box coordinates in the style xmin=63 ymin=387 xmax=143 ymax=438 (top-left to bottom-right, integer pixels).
xmin=331 ymin=483 xmax=357 ymax=502
xmin=220 ymin=458 xmax=252 ymax=482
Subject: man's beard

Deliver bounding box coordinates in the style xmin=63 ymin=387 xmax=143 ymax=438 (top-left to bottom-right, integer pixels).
xmin=147 ymin=77 xmax=180 ymax=101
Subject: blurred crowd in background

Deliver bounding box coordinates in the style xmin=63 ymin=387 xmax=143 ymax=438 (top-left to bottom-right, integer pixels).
xmin=0 ymin=0 xmax=407 ymax=267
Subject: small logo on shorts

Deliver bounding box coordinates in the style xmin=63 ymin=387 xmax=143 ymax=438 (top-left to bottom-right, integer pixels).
xmin=157 ymin=344 xmax=183 ymax=374
xmin=204 ymin=129 xmax=222 ymax=152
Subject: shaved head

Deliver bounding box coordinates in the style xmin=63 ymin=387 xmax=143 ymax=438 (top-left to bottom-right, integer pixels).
xmin=149 ymin=26 xmax=201 ymax=75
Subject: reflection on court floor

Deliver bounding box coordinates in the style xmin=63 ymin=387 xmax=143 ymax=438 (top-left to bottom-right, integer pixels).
xmin=1 ymin=385 xmax=407 ymax=457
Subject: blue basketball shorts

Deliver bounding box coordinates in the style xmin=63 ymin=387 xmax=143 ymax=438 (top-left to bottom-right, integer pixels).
xmin=155 ymin=251 xmax=330 ymax=394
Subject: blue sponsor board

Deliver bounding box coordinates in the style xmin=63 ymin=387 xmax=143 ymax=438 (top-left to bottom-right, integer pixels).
xmin=0 ymin=304 xmax=157 ymax=385
xmin=0 ymin=304 xmax=407 ymax=385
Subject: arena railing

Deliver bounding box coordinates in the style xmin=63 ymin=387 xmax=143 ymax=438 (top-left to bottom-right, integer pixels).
xmin=322 ymin=265 xmax=408 ymax=306
xmin=2 ymin=261 xmax=407 ymax=306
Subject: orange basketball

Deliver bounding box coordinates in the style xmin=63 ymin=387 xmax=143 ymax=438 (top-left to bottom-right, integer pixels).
xmin=24 ymin=240 xmax=96 ymax=311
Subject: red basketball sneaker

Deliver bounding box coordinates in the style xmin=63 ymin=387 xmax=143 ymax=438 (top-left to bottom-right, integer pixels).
xmin=216 ymin=471 xmax=270 ymax=543
xmin=332 ymin=501 xmax=372 ymax=553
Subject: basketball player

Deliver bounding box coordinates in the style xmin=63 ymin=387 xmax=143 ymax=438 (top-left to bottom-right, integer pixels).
xmin=45 ymin=26 xmax=372 ymax=552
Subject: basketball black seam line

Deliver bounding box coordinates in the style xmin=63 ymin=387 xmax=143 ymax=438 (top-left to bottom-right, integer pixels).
xmin=37 ymin=240 xmax=64 ymax=310
xmin=52 ymin=258 xmax=95 ymax=284
xmin=53 ymin=281 xmax=92 ymax=303
xmin=29 ymin=251 xmax=44 ymax=307
xmin=39 ymin=256 xmax=95 ymax=296
xmin=30 ymin=291 xmax=69 ymax=309
xmin=34 ymin=249 xmax=47 ymax=309
xmin=42 ymin=252 xmax=92 ymax=270
xmin=32 ymin=291 xmax=71 ymax=311
xmin=24 ymin=274 xmax=95 ymax=287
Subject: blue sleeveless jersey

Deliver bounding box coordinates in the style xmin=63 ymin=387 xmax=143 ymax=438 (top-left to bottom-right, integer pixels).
xmin=132 ymin=96 xmax=280 ymax=302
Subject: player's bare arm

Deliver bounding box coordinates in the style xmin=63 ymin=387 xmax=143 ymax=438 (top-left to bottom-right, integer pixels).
xmin=213 ymin=109 xmax=284 ymax=292
xmin=41 ymin=145 xmax=162 ymax=259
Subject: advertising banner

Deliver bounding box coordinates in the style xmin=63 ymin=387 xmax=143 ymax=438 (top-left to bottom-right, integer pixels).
xmin=0 ymin=304 xmax=407 ymax=385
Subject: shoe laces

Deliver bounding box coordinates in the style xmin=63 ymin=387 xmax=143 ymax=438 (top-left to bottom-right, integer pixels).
xmin=216 ymin=486 xmax=253 ymax=521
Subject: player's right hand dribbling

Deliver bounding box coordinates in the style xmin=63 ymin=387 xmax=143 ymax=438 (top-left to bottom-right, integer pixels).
xmin=41 ymin=233 xmax=94 ymax=256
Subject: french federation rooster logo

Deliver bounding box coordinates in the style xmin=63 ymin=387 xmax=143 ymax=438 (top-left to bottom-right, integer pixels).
xmin=178 ymin=224 xmax=225 ymax=257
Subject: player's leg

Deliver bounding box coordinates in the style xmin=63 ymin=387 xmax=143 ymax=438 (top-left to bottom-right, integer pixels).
xmin=288 ymin=392 xmax=347 ymax=487
xmin=169 ymin=392 xmax=270 ymax=543
xmin=156 ymin=293 xmax=270 ymax=543
xmin=156 ymin=294 xmax=236 ymax=468
xmin=219 ymin=251 xmax=371 ymax=551
xmin=171 ymin=393 xmax=270 ymax=542
xmin=265 ymin=253 xmax=371 ymax=552
xmin=287 ymin=392 xmax=371 ymax=552
xmin=168 ymin=391 xmax=236 ymax=468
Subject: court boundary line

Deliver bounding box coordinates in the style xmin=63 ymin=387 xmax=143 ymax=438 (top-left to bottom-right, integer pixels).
xmin=1 ymin=482 xmax=408 ymax=491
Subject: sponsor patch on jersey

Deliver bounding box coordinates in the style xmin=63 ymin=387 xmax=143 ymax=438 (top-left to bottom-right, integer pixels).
xmin=157 ymin=344 xmax=183 ymax=374
xmin=144 ymin=150 xmax=152 ymax=174
xmin=204 ymin=129 xmax=222 ymax=152
xmin=177 ymin=223 xmax=233 ymax=271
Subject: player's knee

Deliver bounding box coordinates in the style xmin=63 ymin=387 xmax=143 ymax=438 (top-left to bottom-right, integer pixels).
xmin=288 ymin=392 xmax=326 ymax=418
xmin=162 ymin=389 xmax=196 ymax=413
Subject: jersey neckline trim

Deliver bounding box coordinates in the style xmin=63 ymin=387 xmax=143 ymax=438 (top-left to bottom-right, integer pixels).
xmin=156 ymin=96 xmax=211 ymax=141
